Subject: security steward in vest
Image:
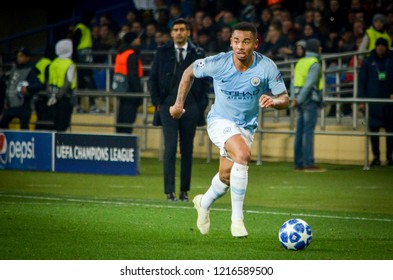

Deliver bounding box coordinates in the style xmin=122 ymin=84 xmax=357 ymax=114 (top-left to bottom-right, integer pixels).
xmin=291 ymin=38 xmax=325 ymax=172
xmin=0 ymin=47 xmax=42 ymax=129
xmin=34 ymin=45 xmax=56 ymax=130
xmin=149 ymin=18 xmax=210 ymax=201
xmin=363 ymin=14 xmax=392 ymax=52
xmin=112 ymin=32 xmax=144 ymax=134
xmin=72 ymin=10 xmax=97 ymax=113
xmin=48 ymin=39 xmax=77 ymax=132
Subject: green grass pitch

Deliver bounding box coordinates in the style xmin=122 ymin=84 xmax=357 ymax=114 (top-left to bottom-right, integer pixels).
xmin=0 ymin=158 xmax=392 ymax=260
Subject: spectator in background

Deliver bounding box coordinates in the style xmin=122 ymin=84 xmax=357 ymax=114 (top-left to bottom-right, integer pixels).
xmin=359 ymin=13 xmax=392 ymax=54
xmin=313 ymin=10 xmax=329 ymax=41
xmin=238 ymin=0 xmax=256 ymax=23
xmin=140 ymin=21 xmax=158 ymax=51
xmin=292 ymin=39 xmax=326 ymax=172
xmin=72 ymin=10 xmax=100 ymax=113
xmin=34 ymin=45 xmax=56 ymax=130
xmin=47 ymin=39 xmax=77 ymax=132
xmin=112 ymin=32 xmax=144 ymax=134
xmin=149 ymin=18 xmax=210 ymax=202
xmin=259 ymin=22 xmax=287 ymax=60
xmin=301 ymin=23 xmax=320 ymax=41
xmin=140 ymin=21 xmax=158 ymax=65
xmin=0 ymin=47 xmax=43 ymax=130
xmin=152 ymin=0 xmax=168 ymax=22
xmin=91 ymin=24 xmax=101 ymax=47
xmin=156 ymin=7 xmax=170 ymax=33
xmin=294 ymin=40 xmax=306 ymax=59
xmin=130 ymin=21 xmax=144 ymax=39
xmin=98 ymin=24 xmax=117 ymax=50
xmin=213 ymin=25 xmax=232 ymax=53
xmin=352 ymin=20 xmax=365 ymax=43
xmin=125 ymin=10 xmax=139 ymax=27
xmin=338 ymin=27 xmax=356 ymax=55
xmin=216 ymin=10 xmax=239 ymax=30
xmin=323 ymin=28 xmax=340 ymax=53
xmin=201 ymin=14 xmax=218 ymax=39
xmin=116 ymin=23 xmax=132 ymax=49
xmin=99 ymin=13 xmax=120 ymax=35
xmin=191 ymin=10 xmax=205 ymax=44
xmin=154 ymin=29 xmax=171 ymax=47
xmin=256 ymin=7 xmax=272 ymax=40
xmin=358 ymin=38 xmax=393 ymax=167
xmin=278 ymin=27 xmax=299 ymax=59
xmin=167 ymin=3 xmax=183 ymax=30
xmin=197 ymin=29 xmax=215 ymax=52
xmin=325 ymin=0 xmax=347 ymax=34
xmin=92 ymin=23 xmax=117 ymax=91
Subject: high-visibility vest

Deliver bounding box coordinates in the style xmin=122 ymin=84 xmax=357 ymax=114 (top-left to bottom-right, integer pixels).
xmin=366 ymin=28 xmax=392 ymax=51
xmin=35 ymin=57 xmax=52 ymax=85
xmin=294 ymin=57 xmax=323 ymax=91
xmin=112 ymin=49 xmax=143 ymax=92
xmin=73 ymin=23 xmax=92 ymax=50
xmin=48 ymin=58 xmax=76 ymax=95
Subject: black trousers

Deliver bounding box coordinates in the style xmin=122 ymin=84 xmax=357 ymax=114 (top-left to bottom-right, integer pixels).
xmin=369 ymin=124 xmax=393 ymax=161
xmin=0 ymin=113 xmax=30 ymax=129
xmin=116 ymin=99 xmax=140 ymax=134
xmin=159 ymin=102 xmax=199 ymax=194
xmin=53 ymin=97 xmax=73 ymax=132
xmin=34 ymin=96 xmax=55 ymax=130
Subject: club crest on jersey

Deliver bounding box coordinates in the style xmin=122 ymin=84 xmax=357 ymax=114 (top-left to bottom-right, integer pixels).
xmin=250 ymin=77 xmax=261 ymax=87
xmin=197 ymin=59 xmax=206 ymax=68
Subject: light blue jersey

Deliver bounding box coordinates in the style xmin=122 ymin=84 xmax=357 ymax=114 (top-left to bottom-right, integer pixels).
xmin=193 ymin=51 xmax=287 ymax=133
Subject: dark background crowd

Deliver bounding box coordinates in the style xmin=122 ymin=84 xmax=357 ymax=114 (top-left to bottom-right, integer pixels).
xmin=76 ymin=0 xmax=393 ymax=60
xmin=2 ymin=0 xmax=393 ymax=62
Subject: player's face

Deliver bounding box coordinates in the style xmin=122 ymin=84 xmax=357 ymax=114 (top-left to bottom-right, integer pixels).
xmin=230 ymin=30 xmax=258 ymax=61
xmin=170 ymin=23 xmax=190 ymax=46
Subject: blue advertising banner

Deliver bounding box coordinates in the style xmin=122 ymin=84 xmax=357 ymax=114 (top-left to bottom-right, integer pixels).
xmin=54 ymin=133 xmax=139 ymax=175
xmin=0 ymin=130 xmax=53 ymax=171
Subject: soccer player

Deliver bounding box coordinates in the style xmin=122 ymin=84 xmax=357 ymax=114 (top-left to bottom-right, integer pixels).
xmin=169 ymin=22 xmax=289 ymax=237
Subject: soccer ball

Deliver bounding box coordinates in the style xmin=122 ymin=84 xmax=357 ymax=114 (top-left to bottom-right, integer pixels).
xmin=279 ymin=218 xmax=312 ymax=250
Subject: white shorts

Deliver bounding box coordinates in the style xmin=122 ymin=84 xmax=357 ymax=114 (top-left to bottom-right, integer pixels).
xmin=207 ymin=119 xmax=254 ymax=158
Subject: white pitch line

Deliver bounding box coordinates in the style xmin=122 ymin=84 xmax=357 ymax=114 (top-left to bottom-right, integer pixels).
xmin=1 ymin=193 xmax=393 ymax=223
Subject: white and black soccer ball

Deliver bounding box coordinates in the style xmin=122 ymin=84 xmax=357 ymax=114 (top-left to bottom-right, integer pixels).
xmin=279 ymin=218 xmax=312 ymax=250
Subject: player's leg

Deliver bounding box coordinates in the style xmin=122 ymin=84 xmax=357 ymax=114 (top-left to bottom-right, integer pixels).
xmin=193 ymin=158 xmax=231 ymax=235
xmin=225 ymin=134 xmax=252 ymax=237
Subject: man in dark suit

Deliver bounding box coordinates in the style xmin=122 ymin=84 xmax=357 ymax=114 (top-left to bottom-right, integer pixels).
xmin=149 ymin=18 xmax=210 ymax=201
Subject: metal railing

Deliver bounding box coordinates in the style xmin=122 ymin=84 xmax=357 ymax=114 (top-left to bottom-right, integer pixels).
xmin=2 ymin=49 xmax=392 ymax=169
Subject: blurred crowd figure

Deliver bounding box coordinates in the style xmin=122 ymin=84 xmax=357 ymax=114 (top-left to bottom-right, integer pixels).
xmin=0 ymin=47 xmax=42 ymax=130
xmin=85 ymin=0 xmax=393 ymax=62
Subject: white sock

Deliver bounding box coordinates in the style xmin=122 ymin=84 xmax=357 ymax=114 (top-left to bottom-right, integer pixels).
xmin=201 ymin=173 xmax=229 ymax=209
xmin=230 ymin=162 xmax=248 ymax=221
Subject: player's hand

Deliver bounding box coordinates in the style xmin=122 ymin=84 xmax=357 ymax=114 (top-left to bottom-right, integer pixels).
xmin=259 ymin=95 xmax=275 ymax=108
xmin=169 ymin=104 xmax=185 ymax=119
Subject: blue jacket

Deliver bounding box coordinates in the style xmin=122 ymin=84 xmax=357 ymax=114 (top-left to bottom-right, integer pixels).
xmin=358 ymin=49 xmax=393 ymax=126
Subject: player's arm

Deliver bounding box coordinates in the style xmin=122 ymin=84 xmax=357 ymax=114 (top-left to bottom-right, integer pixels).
xmin=169 ymin=63 xmax=195 ymax=119
xmin=260 ymin=91 xmax=289 ymax=110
